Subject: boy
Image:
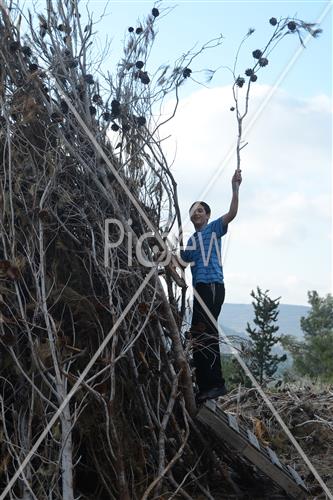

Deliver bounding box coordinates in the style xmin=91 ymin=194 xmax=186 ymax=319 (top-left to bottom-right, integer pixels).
xmin=180 ymin=169 xmax=242 ymax=402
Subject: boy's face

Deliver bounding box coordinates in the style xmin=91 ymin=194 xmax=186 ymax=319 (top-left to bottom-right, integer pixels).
xmin=190 ymin=203 xmax=210 ymax=228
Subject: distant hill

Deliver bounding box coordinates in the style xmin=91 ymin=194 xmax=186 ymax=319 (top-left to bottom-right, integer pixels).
xmin=219 ymin=303 xmax=310 ymax=340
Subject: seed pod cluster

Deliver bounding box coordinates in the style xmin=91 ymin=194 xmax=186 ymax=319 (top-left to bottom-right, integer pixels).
xmin=183 ymin=68 xmax=192 ymax=78
xmin=236 ymin=77 xmax=245 ymax=88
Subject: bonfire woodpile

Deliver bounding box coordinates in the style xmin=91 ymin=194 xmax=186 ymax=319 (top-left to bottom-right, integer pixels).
xmin=0 ymin=1 xmax=248 ymax=498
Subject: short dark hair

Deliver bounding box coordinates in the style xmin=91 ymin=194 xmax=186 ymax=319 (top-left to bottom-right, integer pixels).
xmin=189 ymin=201 xmax=211 ymax=215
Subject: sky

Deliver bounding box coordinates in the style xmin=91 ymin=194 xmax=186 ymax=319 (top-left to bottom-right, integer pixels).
xmin=22 ymin=0 xmax=332 ymax=305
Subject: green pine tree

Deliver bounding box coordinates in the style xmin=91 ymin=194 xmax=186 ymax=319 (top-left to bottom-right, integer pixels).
xmin=281 ymin=291 xmax=333 ymax=382
xmin=300 ymin=290 xmax=333 ymax=337
xmin=246 ymin=287 xmax=287 ymax=385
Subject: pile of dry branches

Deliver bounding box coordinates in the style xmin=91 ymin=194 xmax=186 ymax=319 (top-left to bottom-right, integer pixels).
xmin=0 ymin=1 xmax=255 ymax=498
xmin=221 ymin=385 xmax=333 ymax=498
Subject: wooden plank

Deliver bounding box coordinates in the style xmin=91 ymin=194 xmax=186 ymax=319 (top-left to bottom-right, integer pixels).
xmin=196 ymin=404 xmax=308 ymax=500
xmin=241 ymin=445 xmax=307 ymax=500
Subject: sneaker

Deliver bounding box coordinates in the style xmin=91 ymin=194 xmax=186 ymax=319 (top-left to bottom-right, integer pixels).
xmin=196 ymin=385 xmax=228 ymax=404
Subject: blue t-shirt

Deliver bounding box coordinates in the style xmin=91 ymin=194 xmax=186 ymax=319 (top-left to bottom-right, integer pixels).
xmin=180 ymin=218 xmax=228 ymax=286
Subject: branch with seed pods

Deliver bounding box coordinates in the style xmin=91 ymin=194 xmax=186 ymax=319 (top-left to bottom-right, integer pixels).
xmin=229 ymin=16 xmax=322 ymax=169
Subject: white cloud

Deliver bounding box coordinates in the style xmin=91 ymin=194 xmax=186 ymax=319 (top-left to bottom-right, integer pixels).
xmin=161 ymin=85 xmax=332 ymax=304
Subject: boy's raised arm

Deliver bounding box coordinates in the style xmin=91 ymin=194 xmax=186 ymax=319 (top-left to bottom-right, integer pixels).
xmin=222 ymin=168 xmax=242 ymax=226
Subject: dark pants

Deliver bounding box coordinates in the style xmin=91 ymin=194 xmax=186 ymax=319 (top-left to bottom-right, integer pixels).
xmin=191 ymin=282 xmax=225 ymax=392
